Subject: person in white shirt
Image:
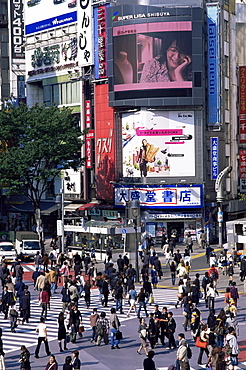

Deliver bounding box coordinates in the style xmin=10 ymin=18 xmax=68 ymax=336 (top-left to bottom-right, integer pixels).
xmin=35 ymin=317 xmax=51 ymax=359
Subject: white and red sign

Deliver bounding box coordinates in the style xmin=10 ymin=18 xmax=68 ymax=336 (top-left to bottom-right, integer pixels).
xmin=239 ymin=67 xmax=246 ymax=144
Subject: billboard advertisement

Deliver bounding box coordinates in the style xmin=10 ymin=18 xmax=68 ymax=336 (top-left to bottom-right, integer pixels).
xmin=107 ymin=5 xmax=204 ymax=107
xmin=95 ymin=84 xmax=115 ymax=201
xmin=239 ymin=66 xmax=246 ymax=144
xmin=24 ymin=0 xmax=77 ymax=35
xmin=115 ymin=185 xmax=203 ymax=208
xmin=10 ymin=0 xmax=25 ymax=60
xmin=122 ymin=110 xmax=195 ymax=178
xmin=26 ymin=36 xmax=78 ymax=79
xmin=207 ymin=3 xmax=220 ymax=128
xmin=113 ymin=22 xmax=192 ymax=92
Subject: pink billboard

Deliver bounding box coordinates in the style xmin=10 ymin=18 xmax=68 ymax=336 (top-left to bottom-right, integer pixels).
xmin=122 ymin=110 xmax=195 ymax=178
xmin=113 ymin=21 xmax=192 ymax=91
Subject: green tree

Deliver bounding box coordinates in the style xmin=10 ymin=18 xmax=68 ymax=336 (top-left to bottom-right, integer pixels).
xmin=0 ymin=103 xmax=84 ymax=221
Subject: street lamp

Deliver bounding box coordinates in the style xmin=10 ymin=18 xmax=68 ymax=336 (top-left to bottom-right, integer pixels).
xmin=131 ymin=200 xmax=140 ymax=283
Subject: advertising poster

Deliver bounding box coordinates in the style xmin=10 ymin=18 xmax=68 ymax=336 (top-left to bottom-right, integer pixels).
xmin=210 ymin=137 xmax=218 ymax=180
xmin=25 ymin=0 xmax=77 ymax=35
xmin=95 ymin=84 xmax=115 ymax=201
xmin=122 ymin=110 xmax=195 ymax=178
xmin=113 ymin=21 xmax=192 ymax=92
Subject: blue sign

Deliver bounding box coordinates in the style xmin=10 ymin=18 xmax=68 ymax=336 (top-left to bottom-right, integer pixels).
xmin=211 ymin=137 xmax=218 ymax=180
xmin=25 ymin=11 xmax=77 ymax=35
xmin=207 ymin=4 xmax=219 ymax=127
xmin=122 ymin=229 xmax=126 ymax=234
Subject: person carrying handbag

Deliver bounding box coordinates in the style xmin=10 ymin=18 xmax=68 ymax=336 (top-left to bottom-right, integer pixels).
xmin=197 ymin=324 xmax=209 ymax=365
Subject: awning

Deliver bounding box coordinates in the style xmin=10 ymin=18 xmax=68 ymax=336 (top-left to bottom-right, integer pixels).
xmin=64 ymin=202 xmax=96 ymax=212
xmin=78 ymin=203 xmax=96 ymax=211
xmin=7 ymin=201 xmax=58 ymax=215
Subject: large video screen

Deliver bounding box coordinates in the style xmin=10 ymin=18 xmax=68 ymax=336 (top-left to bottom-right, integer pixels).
xmin=113 ymin=22 xmax=192 ymax=92
xmin=122 ymin=110 xmax=195 ymax=178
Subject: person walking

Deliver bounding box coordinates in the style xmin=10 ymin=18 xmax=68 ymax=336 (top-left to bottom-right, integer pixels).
xmin=101 ymin=277 xmax=109 ymax=307
xmin=58 ymin=312 xmax=68 ymax=352
xmin=148 ymin=312 xmax=156 ymax=349
xmin=90 ymin=308 xmax=99 ymax=343
xmin=2 ymin=285 xmax=13 ymax=320
xmin=34 ymin=317 xmax=51 ymax=358
xmin=95 ymin=311 xmax=109 ymax=346
xmin=197 ymin=324 xmax=209 ymax=365
xmin=137 ymin=288 xmax=148 ymax=318
xmin=69 ymin=304 xmax=83 ymax=343
xmin=110 ymin=307 xmax=121 ymax=349
xmin=137 ymin=317 xmax=148 ymax=355
xmin=226 ymin=326 xmax=239 ymax=370
xmin=84 ymin=280 xmax=91 ymax=309
xmin=127 ymin=286 xmax=138 ymax=317
xmin=151 ymin=265 xmax=158 ymax=289
xmin=167 ymin=311 xmax=177 ymax=349
xmin=61 ymin=282 xmax=71 ymax=313
xmin=19 ymin=345 xmax=31 ymax=370
xmin=71 ymin=350 xmax=81 ymax=370
xmin=170 ymin=261 xmax=176 ymax=286
xmin=177 ymin=333 xmax=189 ymax=370
xmin=60 ymin=262 xmax=70 ymax=285
xmin=19 ymin=285 xmax=31 ymax=324
xmin=45 ymin=355 xmax=58 ymax=370
xmin=39 ymin=287 xmax=50 ymax=320
xmin=206 ymin=282 xmax=218 ymax=311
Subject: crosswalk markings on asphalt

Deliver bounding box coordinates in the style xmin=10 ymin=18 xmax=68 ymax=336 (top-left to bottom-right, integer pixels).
xmin=0 ymin=287 xmax=178 ymax=353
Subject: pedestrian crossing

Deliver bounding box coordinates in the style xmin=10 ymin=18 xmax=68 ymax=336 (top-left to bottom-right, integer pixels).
xmin=0 ymin=287 xmax=178 ymax=354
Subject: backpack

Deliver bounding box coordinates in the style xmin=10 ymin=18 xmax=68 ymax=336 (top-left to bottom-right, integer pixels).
xmin=96 ymin=322 xmax=104 ymax=336
xmin=49 ymin=252 xmax=54 ymax=259
xmin=210 ymin=269 xmax=216 ymax=280
xmin=224 ymin=340 xmax=232 ymax=356
xmin=187 ymin=345 xmax=192 ymax=359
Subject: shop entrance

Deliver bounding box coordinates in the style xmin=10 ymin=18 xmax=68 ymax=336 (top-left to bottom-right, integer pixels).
xmin=167 ymin=222 xmax=184 ymax=243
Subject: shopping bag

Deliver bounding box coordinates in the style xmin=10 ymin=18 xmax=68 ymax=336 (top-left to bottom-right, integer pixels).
xmin=148 ymin=295 xmax=154 ymax=304
xmin=79 ymin=325 xmax=85 ymax=333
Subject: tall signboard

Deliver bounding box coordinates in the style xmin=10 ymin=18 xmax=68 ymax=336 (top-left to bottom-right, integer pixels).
xmin=94 ymin=5 xmax=108 ymax=79
xmin=10 ymin=0 xmax=25 ymax=60
xmin=207 ymin=3 xmax=220 ymax=128
xmin=24 ymin=0 xmax=77 ymax=35
xmin=95 ymin=84 xmax=115 ymax=200
xmin=77 ymin=0 xmax=93 ymax=67
xmin=239 ymin=66 xmax=246 ymax=144
xmin=122 ymin=110 xmax=195 ymax=178
xmin=210 ymin=137 xmax=218 ymax=180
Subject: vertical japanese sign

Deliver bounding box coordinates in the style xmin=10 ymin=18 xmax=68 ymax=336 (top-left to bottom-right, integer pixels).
xmin=94 ymin=5 xmax=107 ymax=79
xmin=78 ymin=0 xmax=93 ymax=67
xmin=239 ymin=66 xmax=246 ymax=144
xmin=211 ymin=137 xmax=218 ymax=180
xmin=85 ymin=100 xmax=92 ymax=168
xmin=17 ymin=75 xmax=26 ymax=104
xmin=240 ymin=149 xmax=246 ymax=193
xmin=10 ymin=0 xmax=25 ymax=60
xmin=207 ymin=3 xmax=220 ymax=128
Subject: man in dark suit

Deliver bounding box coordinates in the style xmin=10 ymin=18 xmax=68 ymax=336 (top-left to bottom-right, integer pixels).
xmin=143 ymin=350 xmax=156 ymax=370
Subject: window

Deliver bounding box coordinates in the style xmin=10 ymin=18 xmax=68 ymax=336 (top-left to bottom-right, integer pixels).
xmin=224 ymin=89 xmax=229 ymax=110
xmin=224 ymin=20 xmax=229 ymax=42
xmin=43 ymin=85 xmax=51 ymax=106
xmin=44 ymin=81 xmax=80 ymax=106
xmin=53 ymin=84 xmax=61 ymax=105
xmin=224 ymin=56 xmax=229 ymax=77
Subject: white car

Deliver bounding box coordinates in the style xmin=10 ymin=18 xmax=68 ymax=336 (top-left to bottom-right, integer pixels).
xmin=0 ymin=242 xmax=17 ymax=263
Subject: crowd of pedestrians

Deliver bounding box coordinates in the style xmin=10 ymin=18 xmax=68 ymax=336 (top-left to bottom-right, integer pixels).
xmin=0 ymin=232 xmax=242 ymax=370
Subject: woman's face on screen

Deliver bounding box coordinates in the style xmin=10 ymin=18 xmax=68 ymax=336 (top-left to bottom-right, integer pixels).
xmin=166 ymin=41 xmax=187 ymax=69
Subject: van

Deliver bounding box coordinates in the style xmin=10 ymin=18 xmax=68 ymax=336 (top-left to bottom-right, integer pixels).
xmin=0 ymin=242 xmax=17 ymax=263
